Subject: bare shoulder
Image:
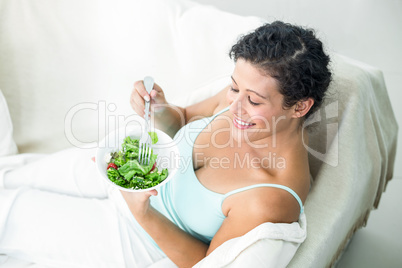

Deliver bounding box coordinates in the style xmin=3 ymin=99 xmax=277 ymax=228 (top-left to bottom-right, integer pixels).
xmin=212 ymin=86 xmax=231 ymax=114
xmin=227 ymin=186 xmax=302 ymax=225
xmin=222 ymin=165 xmax=309 ymax=222
xmin=208 ymin=164 xmax=309 ymax=254
xmin=208 ymin=184 xmax=302 ymax=253
xmin=185 ymin=86 xmax=229 ymax=123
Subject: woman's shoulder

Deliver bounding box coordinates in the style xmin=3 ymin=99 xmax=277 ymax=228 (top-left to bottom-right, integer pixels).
xmin=212 ymin=89 xmax=231 ymax=115
xmin=185 ymin=86 xmax=230 ymax=123
xmin=224 ymin=168 xmax=310 ymax=223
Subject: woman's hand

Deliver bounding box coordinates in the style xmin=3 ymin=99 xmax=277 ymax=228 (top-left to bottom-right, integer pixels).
xmin=120 ymin=189 xmax=158 ymax=220
xmin=121 ymin=189 xmax=209 ymax=267
xmin=130 ymin=80 xmax=168 ymax=118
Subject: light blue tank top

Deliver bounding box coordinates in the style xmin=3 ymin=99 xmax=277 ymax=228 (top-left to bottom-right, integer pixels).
xmin=150 ymin=107 xmax=304 ymax=244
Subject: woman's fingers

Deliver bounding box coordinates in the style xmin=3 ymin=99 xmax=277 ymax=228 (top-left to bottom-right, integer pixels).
xmin=130 ymin=89 xmax=146 ymax=116
xmin=149 ymin=83 xmax=167 ymax=113
xmin=120 ymin=189 xmax=158 ymax=206
xmin=131 ymin=80 xmax=167 ymax=116
xmin=147 ymin=189 xmax=158 ymax=197
xmin=134 ymin=80 xmax=150 ymax=101
xmin=130 ymin=81 xmax=148 ymax=116
xmin=152 ymin=83 xmax=166 ymax=103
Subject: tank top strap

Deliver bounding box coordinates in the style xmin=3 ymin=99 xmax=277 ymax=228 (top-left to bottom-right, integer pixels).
xmin=222 ymin=183 xmax=304 ymax=214
xmin=211 ymin=106 xmax=229 ymax=119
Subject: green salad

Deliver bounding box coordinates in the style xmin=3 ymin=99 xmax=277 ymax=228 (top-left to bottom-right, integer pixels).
xmin=106 ymin=132 xmax=168 ymax=190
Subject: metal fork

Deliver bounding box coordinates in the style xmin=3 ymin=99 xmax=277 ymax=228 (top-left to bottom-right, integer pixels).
xmin=138 ymin=76 xmax=154 ymax=165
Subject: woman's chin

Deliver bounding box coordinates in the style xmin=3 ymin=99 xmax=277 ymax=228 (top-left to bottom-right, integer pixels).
xmin=231 ymin=128 xmax=255 ymax=147
xmin=230 ymin=126 xmax=272 ymax=149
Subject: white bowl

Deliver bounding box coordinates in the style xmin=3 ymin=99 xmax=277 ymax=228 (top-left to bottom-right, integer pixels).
xmin=96 ymin=126 xmax=180 ymax=192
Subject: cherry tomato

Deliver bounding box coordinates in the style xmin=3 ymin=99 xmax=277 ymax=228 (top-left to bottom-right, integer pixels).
xmin=150 ymin=162 xmax=157 ymax=172
xmin=107 ymin=163 xmax=118 ymax=170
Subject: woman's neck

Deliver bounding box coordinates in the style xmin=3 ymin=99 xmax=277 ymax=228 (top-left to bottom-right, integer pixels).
xmin=247 ymin=125 xmax=308 ymax=159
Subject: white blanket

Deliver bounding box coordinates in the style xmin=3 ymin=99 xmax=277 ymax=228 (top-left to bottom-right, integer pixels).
xmin=194 ymin=214 xmax=306 ymax=267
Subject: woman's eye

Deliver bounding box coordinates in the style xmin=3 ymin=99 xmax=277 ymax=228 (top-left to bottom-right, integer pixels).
xmin=230 ymin=87 xmax=239 ymax=93
xmin=248 ymin=96 xmax=260 ymax=106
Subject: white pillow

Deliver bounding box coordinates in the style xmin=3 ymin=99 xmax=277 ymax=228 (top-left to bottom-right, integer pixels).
xmin=0 ymin=90 xmax=18 ymax=157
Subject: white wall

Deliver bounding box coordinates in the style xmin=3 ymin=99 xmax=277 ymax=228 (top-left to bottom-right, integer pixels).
xmin=194 ymin=0 xmax=402 ymax=179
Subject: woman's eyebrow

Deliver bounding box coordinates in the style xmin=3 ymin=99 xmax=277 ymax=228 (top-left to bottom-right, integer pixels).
xmin=231 ymin=76 xmax=267 ymax=99
xmin=231 ymin=76 xmax=238 ymax=85
xmin=247 ymin=89 xmax=267 ymax=99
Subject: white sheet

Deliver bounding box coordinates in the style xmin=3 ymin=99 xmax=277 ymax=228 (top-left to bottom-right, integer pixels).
xmin=194 ymin=214 xmax=306 ymax=268
xmin=0 ymin=149 xmax=167 ymax=268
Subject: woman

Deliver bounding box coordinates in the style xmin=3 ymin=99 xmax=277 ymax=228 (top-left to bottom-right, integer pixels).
xmin=0 ymin=21 xmax=330 ymax=268
xmin=125 ymin=21 xmax=331 ymax=267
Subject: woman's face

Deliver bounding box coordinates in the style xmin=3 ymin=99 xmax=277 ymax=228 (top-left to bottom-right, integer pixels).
xmin=226 ymin=59 xmax=297 ymax=148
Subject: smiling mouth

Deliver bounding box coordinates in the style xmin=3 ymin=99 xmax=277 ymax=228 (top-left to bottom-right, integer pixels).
xmin=233 ymin=117 xmax=256 ymax=129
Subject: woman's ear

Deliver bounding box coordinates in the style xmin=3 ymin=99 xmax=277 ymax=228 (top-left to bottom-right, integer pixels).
xmin=292 ymin=98 xmax=314 ymax=118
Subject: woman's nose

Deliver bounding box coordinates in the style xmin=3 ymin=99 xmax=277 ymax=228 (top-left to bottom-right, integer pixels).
xmin=229 ymin=95 xmax=245 ymax=115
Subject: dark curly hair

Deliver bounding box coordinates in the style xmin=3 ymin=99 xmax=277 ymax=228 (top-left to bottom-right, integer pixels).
xmin=229 ymin=21 xmax=332 ymax=120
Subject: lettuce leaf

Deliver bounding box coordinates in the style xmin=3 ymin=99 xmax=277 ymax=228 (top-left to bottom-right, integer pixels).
xmin=148 ymin=131 xmax=158 ymax=144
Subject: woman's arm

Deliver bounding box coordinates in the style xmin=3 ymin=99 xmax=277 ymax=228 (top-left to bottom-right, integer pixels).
xmin=120 ymin=190 xmax=209 ymax=267
xmin=130 ymin=80 xmax=229 ymax=138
